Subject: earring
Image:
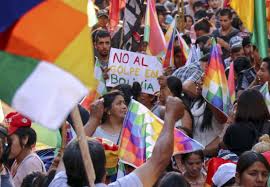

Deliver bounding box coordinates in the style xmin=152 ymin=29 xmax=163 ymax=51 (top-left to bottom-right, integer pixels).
xmin=108 ymin=111 xmax=111 ymax=115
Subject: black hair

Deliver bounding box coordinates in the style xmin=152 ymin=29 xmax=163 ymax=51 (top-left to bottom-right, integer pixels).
xmin=262 ymin=57 xmax=270 ymax=74
xmin=237 ymin=151 xmax=270 ymax=177
xmin=158 ymin=172 xmax=190 ymax=187
xmin=63 ymin=140 xmax=106 ymax=186
xmin=219 ymin=8 xmax=233 ymax=19
xmin=194 ymin=19 xmax=211 ymax=33
xmin=194 ymin=10 xmax=208 ymax=21
xmin=233 ymin=57 xmax=251 ymax=75
xmin=166 ymin=76 xmax=194 ymax=128
xmin=21 ymin=172 xmax=46 ymax=187
xmin=195 ymin=97 xmax=214 ymax=132
xmin=181 ymin=150 xmax=204 ymax=163
xmin=235 ymin=89 xmax=270 ymax=132
xmin=94 ymin=29 xmax=111 ymax=43
xmin=242 ymin=37 xmax=251 ymax=48
xmin=207 ymin=11 xmax=215 ymax=20
xmin=182 ymin=34 xmax=192 ymax=45
xmin=101 ymin=90 xmax=125 ymax=123
xmin=232 ymin=17 xmax=243 ymax=30
xmin=13 ymin=127 xmax=37 ymax=148
xmin=184 ymin=15 xmax=194 ymax=25
xmin=231 ymin=46 xmax=243 ymax=54
xmin=193 ymin=1 xmax=205 ymax=11
xmin=113 ymin=83 xmax=142 ymax=105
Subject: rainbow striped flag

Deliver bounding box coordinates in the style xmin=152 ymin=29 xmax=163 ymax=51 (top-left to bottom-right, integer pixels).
xmin=260 ymin=82 xmax=270 ymax=112
xmin=119 ymin=99 xmax=204 ymax=168
xmin=163 ymin=19 xmax=176 ymax=68
xmin=228 ymin=62 xmax=236 ymax=104
xmin=0 ymin=0 xmax=96 ymax=129
xmin=144 ymin=0 xmax=166 ymax=57
xmin=202 ymin=40 xmax=231 ymax=116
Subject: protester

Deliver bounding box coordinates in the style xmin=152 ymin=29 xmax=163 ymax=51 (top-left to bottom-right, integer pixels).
xmin=93 ymin=29 xmax=112 ymax=80
xmin=235 ymin=151 xmax=270 ymax=187
xmin=211 ymin=8 xmax=239 ymax=59
xmin=182 ymin=150 xmax=206 ymax=187
xmin=4 ymin=112 xmax=46 ymax=187
xmin=223 ymin=89 xmax=270 ymax=156
xmin=49 ymin=96 xmax=186 ymax=186
xmin=84 ymin=91 xmax=127 ymax=144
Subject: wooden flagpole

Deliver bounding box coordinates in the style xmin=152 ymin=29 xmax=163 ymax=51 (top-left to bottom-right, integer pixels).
xmin=71 ymin=106 xmax=96 ymax=187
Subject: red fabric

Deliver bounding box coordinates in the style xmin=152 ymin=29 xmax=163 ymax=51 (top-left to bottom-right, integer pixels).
xmin=5 ymin=112 xmax=32 ymax=135
xmin=262 ymin=151 xmax=270 ymax=165
xmin=205 ymin=157 xmax=234 ymax=186
xmin=109 ymin=0 xmax=125 ymax=31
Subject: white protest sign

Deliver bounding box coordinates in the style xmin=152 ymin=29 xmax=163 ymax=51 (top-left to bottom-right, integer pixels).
xmin=107 ymin=48 xmax=163 ymax=94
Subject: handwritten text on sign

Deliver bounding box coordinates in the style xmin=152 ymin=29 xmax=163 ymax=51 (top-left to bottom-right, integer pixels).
xmin=107 ymin=48 xmax=163 ymax=94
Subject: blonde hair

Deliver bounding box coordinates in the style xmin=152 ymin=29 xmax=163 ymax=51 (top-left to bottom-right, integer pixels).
xmin=252 ymin=134 xmax=270 ymax=153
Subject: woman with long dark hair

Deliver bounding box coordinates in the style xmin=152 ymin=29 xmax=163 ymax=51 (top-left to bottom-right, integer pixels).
xmin=84 ymin=90 xmax=128 ymax=144
xmin=191 ymin=78 xmax=227 ymax=156
xmin=223 ymin=89 xmax=270 ymax=156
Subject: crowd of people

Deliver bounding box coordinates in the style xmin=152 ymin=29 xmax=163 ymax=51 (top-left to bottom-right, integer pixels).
xmin=1 ymin=0 xmax=270 ymax=186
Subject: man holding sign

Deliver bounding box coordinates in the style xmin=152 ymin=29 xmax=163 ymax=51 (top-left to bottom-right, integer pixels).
xmin=107 ymin=48 xmax=163 ymax=95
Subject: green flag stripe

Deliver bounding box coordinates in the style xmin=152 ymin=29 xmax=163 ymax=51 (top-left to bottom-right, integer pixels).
xmin=0 ymin=51 xmax=39 ymax=104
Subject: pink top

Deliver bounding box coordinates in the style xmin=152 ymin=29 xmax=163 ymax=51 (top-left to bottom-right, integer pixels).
xmin=11 ymin=153 xmax=46 ymax=187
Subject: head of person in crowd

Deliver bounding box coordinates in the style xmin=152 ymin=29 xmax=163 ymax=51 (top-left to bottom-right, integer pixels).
xmin=101 ymin=90 xmax=127 ymax=124
xmin=192 ymin=1 xmax=206 ymax=13
xmin=206 ymin=11 xmax=216 ymax=27
xmin=173 ymin=46 xmax=185 ymax=68
xmin=212 ymin=163 xmax=236 ymax=187
xmin=157 ymin=172 xmax=190 ymax=187
xmin=219 ymin=8 xmax=233 ymax=31
xmin=96 ymin=9 xmax=109 ymax=29
xmin=196 ymin=35 xmax=211 ymax=50
xmin=184 ymin=15 xmax=194 ymax=31
xmin=223 ymin=90 xmax=270 ymax=156
xmin=231 ymin=16 xmax=243 ymax=31
xmin=194 ymin=18 xmax=211 ymax=37
xmin=233 ymin=57 xmax=251 ymax=76
xmin=156 ymin=3 xmax=170 ymax=30
xmin=235 ymin=89 xmax=270 ymax=130
xmin=94 ymin=29 xmax=111 ymax=61
xmin=63 ymin=139 xmax=106 ymax=186
xmin=229 ymin=36 xmax=244 ymax=61
xmin=181 ymin=150 xmax=205 ymax=184
xmin=252 ymin=134 xmax=270 ymax=154
xmin=242 ymin=36 xmax=252 ymax=58
xmin=114 ymin=83 xmax=141 ymax=105
xmin=207 ymin=0 xmax=221 ymax=11
xmin=21 ymin=171 xmax=47 ymax=187
xmin=5 ymin=112 xmax=36 ymax=161
xmin=236 ymin=151 xmax=270 ymax=187
xmin=194 ymin=10 xmax=208 ymax=22
xmin=257 ymin=57 xmax=270 ymax=85
xmin=199 ymin=52 xmax=210 ymax=73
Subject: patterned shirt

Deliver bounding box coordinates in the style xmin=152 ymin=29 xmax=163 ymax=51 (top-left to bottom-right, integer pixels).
xmin=172 ymin=64 xmax=203 ymax=83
